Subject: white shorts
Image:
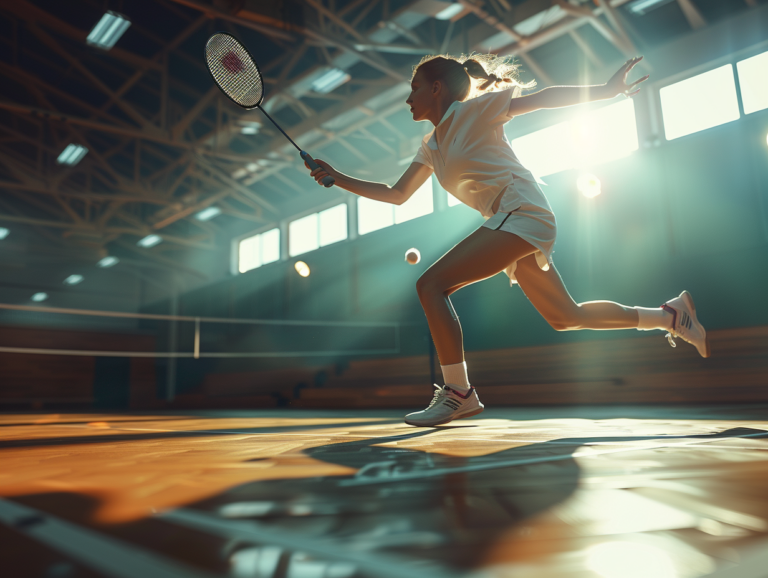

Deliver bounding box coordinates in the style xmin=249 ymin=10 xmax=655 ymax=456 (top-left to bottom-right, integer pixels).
xmin=482 ymin=204 xmax=557 ymax=286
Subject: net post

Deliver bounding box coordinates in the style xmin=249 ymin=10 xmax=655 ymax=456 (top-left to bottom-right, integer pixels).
xmin=166 ymin=288 xmax=178 ymax=402
xmin=194 ymin=318 xmax=201 ymax=359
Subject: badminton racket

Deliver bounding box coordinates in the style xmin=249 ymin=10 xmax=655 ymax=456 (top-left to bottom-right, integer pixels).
xmin=205 ymin=32 xmax=334 ymax=187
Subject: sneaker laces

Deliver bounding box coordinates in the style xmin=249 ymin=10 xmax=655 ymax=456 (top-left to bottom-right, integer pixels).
xmin=661 ymin=304 xmax=678 ymax=348
xmin=665 ymin=332 xmax=677 ymax=348
xmin=426 ymin=384 xmax=447 ymax=409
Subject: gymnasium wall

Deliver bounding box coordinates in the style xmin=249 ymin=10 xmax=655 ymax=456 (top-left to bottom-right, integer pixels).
xmin=150 ymin=107 xmax=768 ymax=366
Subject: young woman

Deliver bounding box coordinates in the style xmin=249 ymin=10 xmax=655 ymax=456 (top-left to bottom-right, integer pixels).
xmin=306 ymin=53 xmax=709 ymax=427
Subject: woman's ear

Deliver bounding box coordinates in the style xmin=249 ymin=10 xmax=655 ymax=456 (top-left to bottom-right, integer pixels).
xmin=431 ymin=80 xmax=442 ymax=97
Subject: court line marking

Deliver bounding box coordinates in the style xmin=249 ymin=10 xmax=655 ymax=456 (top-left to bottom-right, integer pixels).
xmin=163 ymin=508 xmax=462 ymax=578
xmin=0 ymin=498 xmax=216 ymax=578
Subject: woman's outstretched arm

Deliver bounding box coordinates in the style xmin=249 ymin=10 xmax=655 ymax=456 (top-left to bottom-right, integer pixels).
xmin=507 ymin=56 xmax=650 ymax=117
xmin=305 ymin=159 xmax=433 ymax=206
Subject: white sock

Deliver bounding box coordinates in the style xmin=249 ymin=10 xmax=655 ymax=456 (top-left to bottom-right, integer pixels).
xmin=635 ymin=307 xmax=674 ymax=331
xmin=441 ymin=361 xmax=470 ymax=393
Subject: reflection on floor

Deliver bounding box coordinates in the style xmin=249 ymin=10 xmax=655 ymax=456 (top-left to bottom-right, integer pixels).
xmin=1 ymin=406 xmax=767 ymax=578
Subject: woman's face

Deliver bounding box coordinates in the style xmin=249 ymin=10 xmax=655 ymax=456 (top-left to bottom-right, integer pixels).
xmin=406 ymin=70 xmax=436 ymax=123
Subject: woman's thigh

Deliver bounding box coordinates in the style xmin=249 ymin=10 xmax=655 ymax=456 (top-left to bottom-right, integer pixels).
xmin=514 ymin=254 xmax=579 ymax=324
xmin=419 ymin=227 xmax=538 ymax=295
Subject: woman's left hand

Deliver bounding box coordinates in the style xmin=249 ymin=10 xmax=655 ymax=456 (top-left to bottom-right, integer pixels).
xmin=605 ymin=56 xmax=650 ymax=98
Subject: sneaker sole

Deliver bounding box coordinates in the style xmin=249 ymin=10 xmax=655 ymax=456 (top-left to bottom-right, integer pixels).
xmin=404 ymin=405 xmax=485 ymax=427
xmin=681 ymin=290 xmax=710 ymax=358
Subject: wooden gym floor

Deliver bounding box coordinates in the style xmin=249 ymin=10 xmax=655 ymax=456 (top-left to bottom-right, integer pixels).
xmin=1 ymin=406 xmax=768 ymax=578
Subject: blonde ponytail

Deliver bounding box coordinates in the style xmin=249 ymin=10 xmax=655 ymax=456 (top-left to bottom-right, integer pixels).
xmin=414 ymin=52 xmax=536 ymax=102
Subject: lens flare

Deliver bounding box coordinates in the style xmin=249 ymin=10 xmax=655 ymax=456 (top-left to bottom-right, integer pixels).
xmin=294 ymin=261 xmax=310 ymax=277
xmin=577 ymin=173 xmax=601 ymax=198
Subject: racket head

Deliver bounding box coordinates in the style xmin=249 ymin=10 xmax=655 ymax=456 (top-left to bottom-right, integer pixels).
xmin=205 ymin=32 xmax=265 ymax=109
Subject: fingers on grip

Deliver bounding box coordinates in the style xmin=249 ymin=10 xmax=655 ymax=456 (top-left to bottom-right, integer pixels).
xmin=321 ymin=175 xmax=335 ymax=187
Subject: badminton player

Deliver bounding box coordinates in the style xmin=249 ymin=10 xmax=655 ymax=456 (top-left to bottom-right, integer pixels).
xmin=306 ymin=53 xmax=709 ymax=427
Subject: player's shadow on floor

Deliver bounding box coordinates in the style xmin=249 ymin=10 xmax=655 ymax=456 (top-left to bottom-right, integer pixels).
xmin=194 ymin=426 xmax=768 ymax=571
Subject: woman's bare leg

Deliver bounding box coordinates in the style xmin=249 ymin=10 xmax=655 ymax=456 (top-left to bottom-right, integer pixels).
xmin=514 ymin=254 xmax=641 ymax=331
xmin=417 ymin=228 xmax=538 ymax=364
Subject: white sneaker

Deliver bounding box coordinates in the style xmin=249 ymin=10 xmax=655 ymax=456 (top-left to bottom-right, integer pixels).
xmin=662 ymin=290 xmax=710 ymax=358
xmin=404 ymin=384 xmax=485 ymax=427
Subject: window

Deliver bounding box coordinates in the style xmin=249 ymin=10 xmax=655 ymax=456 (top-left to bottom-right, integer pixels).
xmin=358 ymin=179 xmax=434 ymax=235
xmin=510 ymin=99 xmax=638 ymax=178
xmin=319 ymin=204 xmax=347 ymax=247
xmin=660 ymin=64 xmax=740 ymax=140
xmin=572 ymin=99 xmax=638 ymax=166
xmin=737 ymin=50 xmax=768 ymax=115
xmin=239 ymin=228 xmax=280 ymax=273
xmin=289 ymin=203 xmax=348 ymax=257
xmin=358 ymin=197 xmax=394 ymax=235
xmin=512 ymin=121 xmax=574 ymax=178
xmin=289 ymin=213 xmax=319 ymax=257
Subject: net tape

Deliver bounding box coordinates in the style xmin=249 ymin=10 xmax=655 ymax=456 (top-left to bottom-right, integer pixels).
xmin=0 ymin=303 xmax=400 ymax=359
xmin=206 ymin=33 xmax=264 ymax=109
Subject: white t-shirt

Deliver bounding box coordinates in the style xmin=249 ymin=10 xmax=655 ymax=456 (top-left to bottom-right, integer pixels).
xmin=412 ymin=88 xmax=552 ymax=218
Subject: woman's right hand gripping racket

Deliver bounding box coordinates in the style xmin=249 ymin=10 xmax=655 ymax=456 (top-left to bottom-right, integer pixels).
xmin=205 ymin=33 xmax=334 ymax=188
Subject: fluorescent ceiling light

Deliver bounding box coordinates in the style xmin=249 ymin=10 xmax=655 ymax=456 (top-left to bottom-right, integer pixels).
xmin=240 ymin=122 xmax=261 ymax=135
xmin=246 ymin=162 xmax=259 ymax=172
xmin=312 ymin=68 xmax=351 ymax=94
xmin=31 ymin=292 xmax=48 ymax=302
xmin=195 ymin=207 xmax=222 ymax=221
xmin=56 ymin=144 xmax=88 ymax=166
xmin=87 ymin=11 xmax=131 ymax=50
xmin=137 ymin=234 xmax=162 ymax=248
xmin=0 ymin=227 xmax=9 ymax=240
xmin=436 ymin=3 xmax=464 ymax=20
xmin=97 ymin=256 xmax=119 ymax=268
xmin=628 ymin=0 xmax=675 ymax=15
xmin=63 ymin=274 xmax=84 ymax=285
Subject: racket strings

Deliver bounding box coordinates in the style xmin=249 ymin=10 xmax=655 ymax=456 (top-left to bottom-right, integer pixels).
xmin=205 ymin=34 xmax=264 ymax=108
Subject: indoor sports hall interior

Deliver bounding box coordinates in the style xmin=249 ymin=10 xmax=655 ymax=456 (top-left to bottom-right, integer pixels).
xmin=1 ymin=1 xmax=767 ymax=577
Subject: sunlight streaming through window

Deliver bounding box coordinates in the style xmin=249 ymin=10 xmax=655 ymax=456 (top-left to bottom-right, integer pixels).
xmin=660 ymin=64 xmax=740 ymax=140
xmin=737 ymin=50 xmax=768 ymax=115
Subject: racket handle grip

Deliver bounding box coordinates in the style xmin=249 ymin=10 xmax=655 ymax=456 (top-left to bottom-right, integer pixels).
xmin=301 ymin=151 xmax=335 ymax=188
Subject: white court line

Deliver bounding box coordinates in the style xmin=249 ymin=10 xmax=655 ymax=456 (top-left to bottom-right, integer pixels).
xmin=0 ymin=498 xmax=216 ymax=578
xmin=163 ymin=508 xmax=461 ymax=578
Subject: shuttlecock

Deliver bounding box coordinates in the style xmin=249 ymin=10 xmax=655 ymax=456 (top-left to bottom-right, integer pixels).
xmin=405 ymin=248 xmax=420 ymax=265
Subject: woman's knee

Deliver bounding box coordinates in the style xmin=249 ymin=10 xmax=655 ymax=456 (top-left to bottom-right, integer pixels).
xmin=416 ymin=273 xmax=449 ymax=301
xmin=416 ymin=274 xmax=436 ymax=300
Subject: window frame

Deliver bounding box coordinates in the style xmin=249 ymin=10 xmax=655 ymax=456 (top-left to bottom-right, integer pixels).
xmin=232 ymin=225 xmax=282 ymax=275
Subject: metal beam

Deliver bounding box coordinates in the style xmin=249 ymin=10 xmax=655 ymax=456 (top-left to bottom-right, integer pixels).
xmin=162 ymin=0 xmax=296 ymax=42
xmin=5 ymin=1 xmax=162 ymax=72
xmin=594 ymin=0 xmax=638 ymax=54
xmin=27 ymin=24 xmax=157 ymax=131
xmin=676 ymin=0 xmax=706 ymax=29
xmin=0 ymin=181 xmax=173 ymax=205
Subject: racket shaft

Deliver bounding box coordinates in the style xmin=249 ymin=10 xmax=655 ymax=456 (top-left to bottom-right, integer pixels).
xmin=301 ymin=151 xmax=335 ymax=188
